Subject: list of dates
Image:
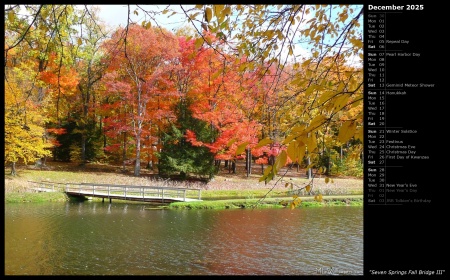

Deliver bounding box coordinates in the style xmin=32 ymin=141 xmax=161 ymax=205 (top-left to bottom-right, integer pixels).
xmin=364 ymin=5 xmax=435 ymax=205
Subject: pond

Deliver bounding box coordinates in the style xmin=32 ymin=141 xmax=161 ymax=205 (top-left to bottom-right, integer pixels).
xmin=5 ymin=202 xmax=363 ymax=275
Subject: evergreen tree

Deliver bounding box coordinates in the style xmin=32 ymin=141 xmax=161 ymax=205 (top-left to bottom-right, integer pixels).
xmin=158 ymin=98 xmax=218 ymax=180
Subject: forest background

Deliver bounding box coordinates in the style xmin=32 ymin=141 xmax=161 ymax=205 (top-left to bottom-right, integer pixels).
xmin=4 ymin=5 xmax=364 ymax=205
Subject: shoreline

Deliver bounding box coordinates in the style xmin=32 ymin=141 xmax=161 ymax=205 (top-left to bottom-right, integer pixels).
xmin=5 ymin=163 xmax=363 ymax=208
xmin=4 ymin=190 xmax=363 ymax=210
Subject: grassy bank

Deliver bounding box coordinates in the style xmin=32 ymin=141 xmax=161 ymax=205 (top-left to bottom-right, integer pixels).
xmin=167 ymin=195 xmax=363 ymax=210
xmin=5 ymin=162 xmax=363 ymax=208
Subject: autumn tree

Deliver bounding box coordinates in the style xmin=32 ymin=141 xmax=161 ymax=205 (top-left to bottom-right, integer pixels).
xmin=101 ymin=24 xmax=180 ymax=176
xmin=5 ymin=5 xmax=85 ymax=165
xmin=4 ymin=67 xmax=52 ymax=175
xmin=176 ymin=4 xmax=363 ymax=205
xmin=70 ymin=5 xmax=110 ymax=164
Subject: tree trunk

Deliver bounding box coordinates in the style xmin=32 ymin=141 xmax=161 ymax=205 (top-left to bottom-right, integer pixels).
xmin=306 ymin=157 xmax=312 ymax=179
xmin=81 ymin=134 xmax=86 ymax=165
xmin=10 ymin=162 xmax=17 ymax=176
xmin=134 ymin=129 xmax=141 ymax=176
xmin=134 ymin=150 xmax=141 ymax=176
xmin=122 ymin=132 xmax=127 ymax=172
xmin=246 ymin=148 xmax=252 ymax=177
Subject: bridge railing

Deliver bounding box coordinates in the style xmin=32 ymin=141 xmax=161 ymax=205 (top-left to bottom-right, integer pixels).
xmin=27 ymin=180 xmax=66 ymax=192
xmin=73 ymin=183 xmax=201 ymax=201
xmin=27 ymin=181 xmax=202 ymax=201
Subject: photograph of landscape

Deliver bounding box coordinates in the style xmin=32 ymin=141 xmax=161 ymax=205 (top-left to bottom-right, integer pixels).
xmin=4 ymin=4 xmax=364 ymax=275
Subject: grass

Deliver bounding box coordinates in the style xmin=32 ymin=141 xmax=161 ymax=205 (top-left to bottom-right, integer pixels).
xmin=4 ymin=161 xmax=364 ymax=208
xmin=168 ymin=195 xmax=364 ymax=210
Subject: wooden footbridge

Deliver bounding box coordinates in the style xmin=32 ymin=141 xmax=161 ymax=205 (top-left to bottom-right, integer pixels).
xmin=28 ymin=181 xmax=202 ymax=204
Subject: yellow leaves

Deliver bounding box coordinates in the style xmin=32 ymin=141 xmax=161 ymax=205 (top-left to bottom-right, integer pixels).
xmin=211 ymin=69 xmax=222 ymax=80
xmin=307 ymin=114 xmax=327 ymax=133
xmin=223 ymin=6 xmax=231 ymax=16
xmin=325 ymin=177 xmax=330 ymax=184
xmin=355 ymin=126 xmax=364 ymax=143
xmin=338 ymin=121 xmax=357 ymax=144
xmin=287 ymin=140 xmax=306 ymax=163
xmin=274 ymin=150 xmax=287 ymax=173
xmin=205 ymin=7 xmax=213 ymax=23
xmin=305 ymin=185 xmax=311 ymax=193
xmin=314 ymin=194 xmax=323 ymax=202
xmin=290 ymin=195 xmax=302 ymax=209
xmin=263 ymin=29 xmax=275 ymax=40
xmin=194 ymin=38 xmax=204 ymax=49
xmin=318 ymin=165 xmax=327 ymax=174
xmin=259 ymin=150 xmax=287 ymax=183
xmin=349 ymin=37 xmax=363 ymax=49
xmin=259 ymin=165 xmax=273 ymax=182
xmin=5 ymin=82 xmax=53 ymax=166
xmin=227 ymin=138 xmax=236 ymax=147
xmin=276 ymin=30 xmax=284 ymax=40
xmin=7 ymin=11 xmax=16 ymax=23
xmin=214 ymin=5 xmax=225 ymax=15
xmin=214 ymin=5 xmax=228 ymax=24
xmin=339 ymin=11 xmax=348 ymax=22
xmin=318 ymin=90 xmax=337 ymax=106
xmin=302 ymin=58 xmax=312 ymax=68
xmin=332 ymin=94 xmax=350 ymax=113
xmin=235 ymin=141 xmax=249 ymax=155
xmin=314 ymin=35 xmax=322 ymax=44
xmin=304 ymin=84 xmax=318 ymax=97
xmin=255 ymin=137 xmax=273 ymax=148
xmin=304 ymin=133 xmax=317 ymax=153
xmin=287 ymin=14 xmax=297 ymax=26
xmin=141 ymin=20 xmax=151 ymax=29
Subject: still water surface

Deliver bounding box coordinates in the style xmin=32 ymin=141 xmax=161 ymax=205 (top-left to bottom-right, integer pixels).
xmin=5 ymin=202 xmax=363 ymax=275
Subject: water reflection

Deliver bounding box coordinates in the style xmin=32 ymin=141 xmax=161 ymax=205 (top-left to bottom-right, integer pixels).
xmin=5 ymin=202 xmax=363 ymax=275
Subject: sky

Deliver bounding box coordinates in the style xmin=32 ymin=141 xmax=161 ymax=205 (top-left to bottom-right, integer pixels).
xmin=94 ymin=4 xmax=309 ymax=62
xmin=93 ymin=4 xmax=361 ymax=66
xmin=96 ymin=4 xmax=193 ymax=31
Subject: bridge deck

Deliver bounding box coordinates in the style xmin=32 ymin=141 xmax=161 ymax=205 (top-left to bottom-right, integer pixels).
xmin=28 ymin=181 xmax=202 ymax=203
